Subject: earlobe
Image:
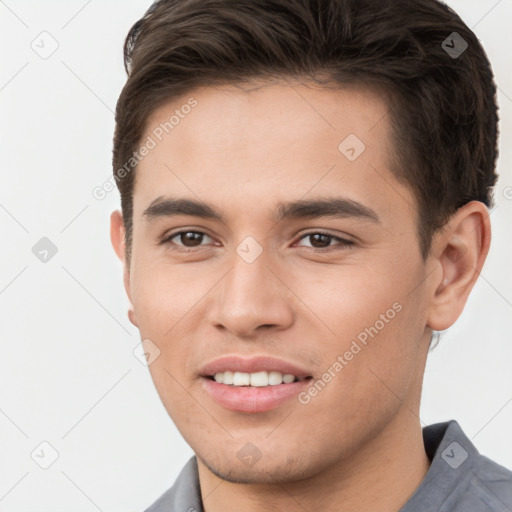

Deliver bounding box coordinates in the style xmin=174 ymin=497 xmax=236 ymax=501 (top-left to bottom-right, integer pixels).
xmin=128 ymin=307 xmax=138 ymax=327
xmin=110 ymin=210 xmax=126 ymax=262
xmin=427 ymin=201 xmax=491 ymax=331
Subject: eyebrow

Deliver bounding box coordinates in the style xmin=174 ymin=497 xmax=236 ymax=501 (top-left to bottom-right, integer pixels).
xmin=142 ymin=196 xmax=380 ymax=224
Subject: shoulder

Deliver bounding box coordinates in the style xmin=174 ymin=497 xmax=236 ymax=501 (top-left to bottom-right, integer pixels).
xmin=444 ymin=422 xmax=512 ymax=510
xmin=403 ymin=420 xmax=512 ymax=512
xmin=464 ymin=454 xmax=512 ymax=509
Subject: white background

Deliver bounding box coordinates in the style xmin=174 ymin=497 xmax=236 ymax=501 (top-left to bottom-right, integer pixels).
xmin=0 ymin=1 xmax=511 ymax=511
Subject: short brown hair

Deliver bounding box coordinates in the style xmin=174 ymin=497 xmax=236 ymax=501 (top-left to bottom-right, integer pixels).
xmin=113 ymin=0 xmax=499 ymax=264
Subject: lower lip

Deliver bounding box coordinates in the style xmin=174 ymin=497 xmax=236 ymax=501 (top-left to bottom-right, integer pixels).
xmin=201 ymin=377 xmax=311 ymax=413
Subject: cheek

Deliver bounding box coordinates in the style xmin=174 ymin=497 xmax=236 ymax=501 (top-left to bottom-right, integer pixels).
xmin=287 ymin=260 xmax=410 ymax=341
xmin=294 ymin=302 xmax=422 ymax=442
xmin=130 ymin=260 xmax=213 ymax=337
xmin=296 ymin=261 xmax=425 ymax=398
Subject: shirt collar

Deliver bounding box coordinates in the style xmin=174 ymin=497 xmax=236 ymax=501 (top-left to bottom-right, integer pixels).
xmin=400 ymin=419 xmax=480 ymax=511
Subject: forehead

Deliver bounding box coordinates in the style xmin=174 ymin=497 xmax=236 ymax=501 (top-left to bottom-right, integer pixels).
xmin=132 ymin=80 xmax=414 ymax=225
xmin=143 ymin=79 xmax=390 ymax=152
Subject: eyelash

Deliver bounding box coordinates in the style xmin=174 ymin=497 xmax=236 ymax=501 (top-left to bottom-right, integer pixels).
xmin=160 ymin=230 xmax=354 ymax=253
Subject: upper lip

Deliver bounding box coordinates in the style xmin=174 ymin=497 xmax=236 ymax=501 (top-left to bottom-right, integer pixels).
xmin=200 ymin=355 xmax=313 ymax=379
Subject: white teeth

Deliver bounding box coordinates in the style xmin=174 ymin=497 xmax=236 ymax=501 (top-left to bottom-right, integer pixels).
xmin=282 ymin=373 xmax=296 ymax=384
xmin=212 ymin=371 xmax=299 ymax=386
xmin=233 ymin=372 xmax=250 ymax=386
xmin=268 ymin=371 xmax=283 ymax=385
xmin=250 ymin=371 xmax=268 ymax=387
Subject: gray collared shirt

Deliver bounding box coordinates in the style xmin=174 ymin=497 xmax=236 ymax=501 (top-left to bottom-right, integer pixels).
xmin=145 ymin=420 xmax=512 ymax=511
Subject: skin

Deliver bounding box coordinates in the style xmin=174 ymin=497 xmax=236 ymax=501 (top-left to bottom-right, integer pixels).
xmin=111 ymin=79 xmax=490 ymax=512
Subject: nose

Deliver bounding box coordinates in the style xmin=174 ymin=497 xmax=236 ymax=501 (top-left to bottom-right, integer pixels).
xmin=207 ymin=248 xmax=295 ymax=338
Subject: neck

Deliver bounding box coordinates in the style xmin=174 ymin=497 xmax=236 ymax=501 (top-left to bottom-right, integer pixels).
xmin=197 ymin=409 xmax=431 ymax=512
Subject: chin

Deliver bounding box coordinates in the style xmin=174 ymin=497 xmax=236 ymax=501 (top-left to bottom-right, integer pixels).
xmin=196 ymin=448 xmax=319 ymax=485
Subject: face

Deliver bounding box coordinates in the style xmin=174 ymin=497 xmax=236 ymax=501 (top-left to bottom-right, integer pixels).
xmin=118 ymin=81 xmax=434 ymax=483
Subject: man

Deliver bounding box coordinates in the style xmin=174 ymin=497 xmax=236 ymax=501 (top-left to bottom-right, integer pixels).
xmin=110 ymin=0 xmax=512 ymax=510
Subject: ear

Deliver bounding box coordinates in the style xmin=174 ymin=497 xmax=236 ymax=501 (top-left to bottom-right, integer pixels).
xmin=110 ymin=210 xmax=138 ymax=327
xmin=426 ymin=201 xmax=491 ymax=331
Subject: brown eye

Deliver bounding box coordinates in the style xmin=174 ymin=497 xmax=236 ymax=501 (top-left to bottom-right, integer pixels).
xmin=177 ymin=231 xmax=204 ymax=247
xmin=296 ymin=232 xmax=353 ymax=250
xmin=306 ymin=233 xmax=332 ymax=248
xmin=163 ymin=231 xmax=214 ymax=248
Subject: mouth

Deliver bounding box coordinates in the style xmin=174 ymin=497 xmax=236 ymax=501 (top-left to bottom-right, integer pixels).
xmin=203 ymin=370 xmax=312 ymax=387
xmin=201 ymin=374 xmax=313 ymax=413
xmin=199 ymin=355 xmax=314 ymax=413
